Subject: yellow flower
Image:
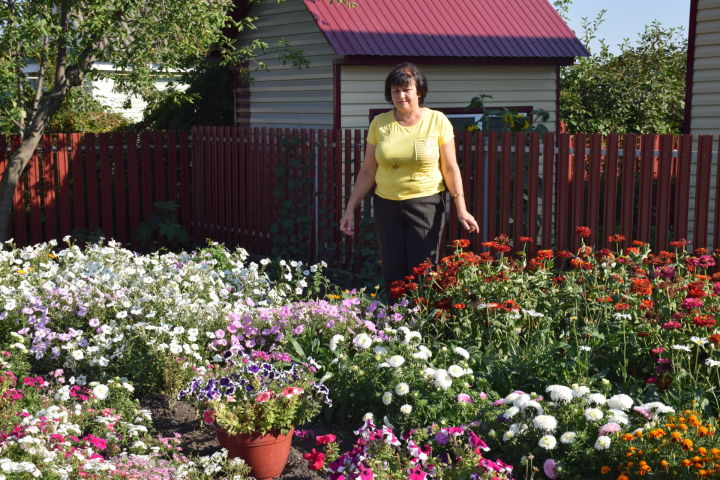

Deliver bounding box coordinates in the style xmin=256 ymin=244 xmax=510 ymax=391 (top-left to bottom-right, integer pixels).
xmin=16 ymin=269 xmax=26 ymax=274
xmin=48 ymin=253 xmax=57 ymax=258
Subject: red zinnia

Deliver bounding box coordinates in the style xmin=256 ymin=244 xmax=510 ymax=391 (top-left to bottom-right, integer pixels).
xmin=452 ymin=239 xmax=471 ymax=249
xmin=669 ymin=239 xmax=688 ymax=248
xmin=693 ymin=315 xmax=717 ymax=328
xmin=518 ymin=236 xmax=533 ymax=243
xmin=575 ymin=226 xmax=591 ymax=238
xmin=608 ymin=234 xmax=625 ymax=243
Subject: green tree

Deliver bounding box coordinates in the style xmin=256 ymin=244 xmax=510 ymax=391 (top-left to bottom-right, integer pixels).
xmin=46 ymin=88 xmax=131 ymax=133
xmin=560 ymin=12 xmax=687 ymax=134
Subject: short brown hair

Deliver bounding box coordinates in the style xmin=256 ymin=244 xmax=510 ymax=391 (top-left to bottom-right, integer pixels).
xmin=384 ymin=62 xmax=428 ymax=106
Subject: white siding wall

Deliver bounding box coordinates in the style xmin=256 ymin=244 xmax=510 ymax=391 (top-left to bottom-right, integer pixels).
xmin=240 ymin=0 xmax=337 ymax=128
xmin=690 ymin=0 xmax=720 ymax=136
xmin=340 ymin=65 xmax=557 ymax=131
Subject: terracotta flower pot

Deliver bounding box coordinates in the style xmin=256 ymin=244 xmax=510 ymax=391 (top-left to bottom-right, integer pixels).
xmin=215 ymin=427 xmax=294 ymax=480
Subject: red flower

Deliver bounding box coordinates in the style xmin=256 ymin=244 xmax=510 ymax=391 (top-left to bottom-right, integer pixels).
xmin=669 ymin=239 xmax=688 ymax=248
xmin=608 ymin=234 xmax=625 ymax=243
xmin=518 ymin=236 xmax=533 ymax=243
xmin=639 ymin=299 xmax=654 ymax=310
xmin=630 ymin=278 xmax=652 ymax=296
xmin=632 ymin=240 xmax=647 ymax=247
xmin=575 ymin=226 xmax=591 ymax=238
xmin=710 ymin=334 xmax=720 ymax=345
xmin=452 ymin=239 xmax=471 ymax=249
xmin=202 ymin=409 xmax=215 ymax=425
xmin=303 ymin=448 xmax=326 ymax=470
xmin=535 ymin=249 xmax=554 ymax=260
xmin=614 ymin=303 xmax=630 ymax=311
xmin=693 ymin=315 xmax=717 ymax=328
xmin=255 ymin=391 xmax=273 ymax=403
xmin=315 ymin=434 xmax=336 ymax=445
xmin=557 ymin=250 xmax=573 ymax=259
xmin=454 ymin=303 xmax=466 ymax=310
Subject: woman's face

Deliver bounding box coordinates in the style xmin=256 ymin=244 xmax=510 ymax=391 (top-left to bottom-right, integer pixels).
xmin=390 ymin=80 xmax=420 ymax=111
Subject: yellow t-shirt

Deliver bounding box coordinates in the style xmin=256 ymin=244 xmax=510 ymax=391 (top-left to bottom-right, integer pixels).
xmin=367 ymin=108 xmax=454 ymax=201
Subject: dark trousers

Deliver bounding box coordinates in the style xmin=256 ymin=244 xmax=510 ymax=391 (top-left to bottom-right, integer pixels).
xmin=374 ymin=193 xmax=445 ymax=291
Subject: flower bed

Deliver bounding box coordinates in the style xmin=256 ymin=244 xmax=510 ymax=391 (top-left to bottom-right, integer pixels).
xmin=1 ymin=233 xmax=718 ymax=479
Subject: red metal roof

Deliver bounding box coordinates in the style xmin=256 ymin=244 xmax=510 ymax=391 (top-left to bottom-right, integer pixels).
xmin=302 ymin=0 xmax=589 ymax=59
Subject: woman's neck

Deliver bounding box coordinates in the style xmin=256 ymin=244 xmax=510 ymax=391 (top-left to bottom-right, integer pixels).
xmin=393 ymin=106 xmax=424 ymax=126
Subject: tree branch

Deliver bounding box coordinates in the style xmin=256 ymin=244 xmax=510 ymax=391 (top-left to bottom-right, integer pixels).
xmin=29 ymin=36 xmax=49 ymax=123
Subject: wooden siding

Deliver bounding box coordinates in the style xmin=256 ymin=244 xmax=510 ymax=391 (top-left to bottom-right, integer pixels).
xmin=339 ymin=65 xmax=557 ymax=130
xmin=690 ymin=0 xmax=720 ymax=136
xmin=235 ymin=0 xmax=337 ymax=128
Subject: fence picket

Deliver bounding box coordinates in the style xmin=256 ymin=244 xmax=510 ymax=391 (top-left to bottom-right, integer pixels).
xmin=85 ymin=134 xmax=99 ymax=230
xmin=56 ymin=134 xmax=73 ymax=238
xmin=41 ymin=136 xmax=57 ymax=241
xmin=603 ymin=135 xmax=619 ymax=246
xmin=694 ymin=135 xmax=714 ymax=248
xmin=113 ymin=133 xmax=127 ymax=243
xmin=98 ymin=133 xmax=113 ymax=237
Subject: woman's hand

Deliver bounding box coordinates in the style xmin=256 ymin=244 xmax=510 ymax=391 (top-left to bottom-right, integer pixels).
xmin=340 ymin=209 xmax=355 ymax=236
xmin=458 ymin=211 xmax=479 ymax=233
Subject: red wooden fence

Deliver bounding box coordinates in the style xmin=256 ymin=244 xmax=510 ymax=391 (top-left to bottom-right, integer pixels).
xmin=0 ymin=132 xmax=192 ymax=247
xmin=2 ymin=128 xmax=720 ymax=272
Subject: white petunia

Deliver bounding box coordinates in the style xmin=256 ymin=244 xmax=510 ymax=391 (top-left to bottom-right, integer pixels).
xmin=538 ymin=435 xmax=557 ymax=450
xmin=92 ymin=384 xmax=109 ymax=401
xmin=387 ymin=355 xmax=405 ymax=368
xmin=594 ymin=435 xmax=612 ymax=450
xmin=546 ymin=384 xmax=573 ymax=402
xmin=382 ymin=392 xmax=393 ymax=405
xmin=395 ymin=382 xmax=410 ymax=395
xmin=373 ymin=346 xmax=388 ymax=355
xmin=533 ymin=415 xmax=557 ymax=432
xmin=400 ymin=404 xmax=413 ymax=415
xmin=329 ymin=335 xmax=344 ymax=352
xmin=447 ymin=365 xmax=465 ymax=378
xmin=560 ymin=431 xmax=577 ymax=444
xmin=584 ymin=407 xmax=604 ymax=421
xmin=607 ymin=394 xmax=634 ymax=411
xmin=453 ymin=346 xmax=470 ymax=360
xmin=71 ymin=350 xmax=84 ymax=361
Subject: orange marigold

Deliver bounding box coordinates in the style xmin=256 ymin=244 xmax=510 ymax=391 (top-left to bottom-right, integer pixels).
xmin=600 ymin=466 xmax=612 ymax=474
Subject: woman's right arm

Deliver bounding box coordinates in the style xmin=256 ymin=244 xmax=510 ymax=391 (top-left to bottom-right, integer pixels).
xmin=339 ymin=144 xmax=378 ymax=236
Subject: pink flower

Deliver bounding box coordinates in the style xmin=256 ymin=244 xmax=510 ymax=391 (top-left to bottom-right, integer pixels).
xmin=202 ymin=409 xmax=215 ymax=425
xmin=468 ymin=431 xmax=490 ymax=451
xmin=662 ymin=321 xmax=682 ymax=330
xmin=408 ymin=467 xmax=427 ymax=480
xmin=84 ymin=435 xmax=107 ymax=450
xmin=478 ymin=392 xmax=488 ymax=400
xmin=633 ymin=406 xmax=653 ymax=420
xmin=358 ymin=463 xmax=374 ymax=480
xmin=543 ymin=458 xmax=558 ymax=479
xmin=282 ymin=387 xmax=304 ymax=398
xmin=681 ymin=297 xmax=703 ymax=310
xmin=255 ymin=391 xmax=273 ymax=403
xmin=456 ymin=393 xmax=473 ymax=404
xmin=214 ymin=329 xmax=225 ymax=339
xmin=315 ymin=434 xmax=336 ymax=445
xmin=598 ymin=422 xmax=622 ymax=436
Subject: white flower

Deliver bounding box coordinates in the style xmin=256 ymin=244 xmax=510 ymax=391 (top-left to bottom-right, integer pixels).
xmin=362 ymin=412 xmax=374 ymax=421
xmin=381 ymin=392 xmax=393 ymax=405
xmin=387 ymin=355 xmax=405 ymax=368
xmin=560 ymin=431 xmax=577 ymax=444
xmin=672 ymin=344 xmax=691 ymax=352
xmin=594 ymin=435 xmax=612 ymax=450
xmin=92 ymin=384 xmax=109 ymax=401
xmin=607 ymin=409 xmax=630 ymax=425
xmin=579 ymin=345 xmax=592 ymax=351
xmin=706 ymin=358 xmax=720 ymax=367
xmin=532 ymin=415 xmax=558 ymax=432
xmin=412 ymin=346 xmax=432 ymax=360
xmin=690 ymin=336 xmax=708 ymax=346
xmin=395 ymin=382 xmax=410 ymax=395
xmin=584 ymin=407 xmax=604 ymax=422
xmin=522 ymin=400 xmax=544 ymax=415
xmin=423 ymin=367 xmax=436 ymax=380
xmin=502 ymin=406 xmax=520 ymax=419
xmin=75 ymin=375 xmax=87 ymax=386
xmin=546 ymin=384 xmax=573 ymax=402
xmin=453 ymin=346 xmax=470 ymax=359
xmin=607 ymin=394 xmax=634 ymax=411
xmin=433 ymin=369 xmax=452 ymax=390
xmin=586 ymin=393 xmax=606 ymax=405
xmin=400 ymin=404 xmax=413 ymax=415
xmin=502 ymin=431 xmax=515 ymax=442
xmin=329 ymin=335 xmax=344 ymax=352
xmin=71 ymin=350 xmax=85 ymax=361
xmin=447 ymin=365 xmax=465 ymax=378
xmin=353 ymin=333 xmax=373 ymax=350
xmin=373 ymin=346 xmax=388 ymax=355
xmin=538 ymin=435 xmax=557 ymax=450
xmin=572 ymin=384 xmax=590 ymax=398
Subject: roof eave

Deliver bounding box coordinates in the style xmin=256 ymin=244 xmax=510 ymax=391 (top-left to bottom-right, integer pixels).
xmin=333 ymin=55 xmax=582 ymax=67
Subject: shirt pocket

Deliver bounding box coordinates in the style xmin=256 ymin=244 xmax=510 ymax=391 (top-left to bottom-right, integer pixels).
xmin=414 ymin=136 xmax=439 ymax=163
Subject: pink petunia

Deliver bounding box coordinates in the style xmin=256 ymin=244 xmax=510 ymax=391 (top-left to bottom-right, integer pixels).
xmin=202 ymin=409 xmax=215 ymax=425
xmin=255 ymin=391 xmax=273 ymax=403
xmin=315 ymin=434 xmax=336 ymax=445
xmin=282 ymin=387 xmax=304 ymax=398
xmin=408 ymin=467 xmax=427 ymax=480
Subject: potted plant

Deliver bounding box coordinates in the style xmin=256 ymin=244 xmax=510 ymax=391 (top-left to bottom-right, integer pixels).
xmin=178 ymin=349 xmax=332 ymax=480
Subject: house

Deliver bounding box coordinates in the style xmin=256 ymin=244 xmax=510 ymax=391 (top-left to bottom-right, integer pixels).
xmin=683 ymin=0 xmax=720 ymax=136
xmin=233 ymin=0 xmax=589 ymax=132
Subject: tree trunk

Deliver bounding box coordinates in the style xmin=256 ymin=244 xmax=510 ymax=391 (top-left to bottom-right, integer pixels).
xmin=0 ymin=132 xmax=46 ymax=242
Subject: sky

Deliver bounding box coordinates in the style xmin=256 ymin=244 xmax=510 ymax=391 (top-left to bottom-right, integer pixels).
xmin=564 ymin=0 xmax=691 ymax=54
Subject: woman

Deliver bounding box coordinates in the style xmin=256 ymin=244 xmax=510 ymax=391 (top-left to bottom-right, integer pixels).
xmin=339 ymin=62 xmax=478 ymax=292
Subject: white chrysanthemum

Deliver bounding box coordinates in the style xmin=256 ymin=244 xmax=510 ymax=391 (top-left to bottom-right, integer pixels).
xmin=607 ymin=394 xmax=634 ymax=411
xmin=503 ymin=406 xmax=520 ymax=419
xmin=546 ymin=385 xmax=573 ymax=402
xmin=532 ymin=415 xmax=558 ymax=432
xmin=353 ymin=333 xmax=373 ymax=350
xmin=502 ymin=430 xmax=515 ymax=442
xmin=594 ymin=435 xmax=611 ymax=450
xmin=512 ymin=393 xmax=532 ymax=408
xmin=560 ymin=431 xmax=577 ymax=444
xmin=92 ymin=384 xmax=109 ymax=401
xmin=607 ymin=409 xmax=630 ymax=425
xmin=329 ymin=335 xmax=344 ymax=352
xmin=584 ymin=407 xmax=604 ymax=422
xmin=413 ymin=346 xmax=432 ymax=360
xmin=572 ymin=384 xmax=590 ymax=398
xmin=387 ymin=355 xmax=405 ymax=368
xmin=586 ymin=393 xmax=607 ymax=405
xmin=509 ymin=423 xmax=528 ymax=435
xmin=395 ymin=382 xmax=410 ymax=395
xmin=433 ymin=369 xmax=453 ymax=390
xmin=538 ymin=435 xmax=557 ymax=450
xmin=672 ymin=344 xmax=691 ymax=352
xmin=453 ymin=346 xmax=470 ymax=360
xmin=400 ymin=404 xmax=413 ymax=415
xmin=504 ymin=392 xmax=521 ymax=404
xmin=382 ymin=392 xmax=393 ymax=405
xmin=522 ymin=400 xmax=544 ymax=415
xmin=423 ymin=367 xmax=436 ymax=380
xmin=447 ymin=365 xmax=465 ymax=378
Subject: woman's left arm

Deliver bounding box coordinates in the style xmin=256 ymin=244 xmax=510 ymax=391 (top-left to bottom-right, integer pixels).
xmin=440 ymin=139 xmax=479 ymax=233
